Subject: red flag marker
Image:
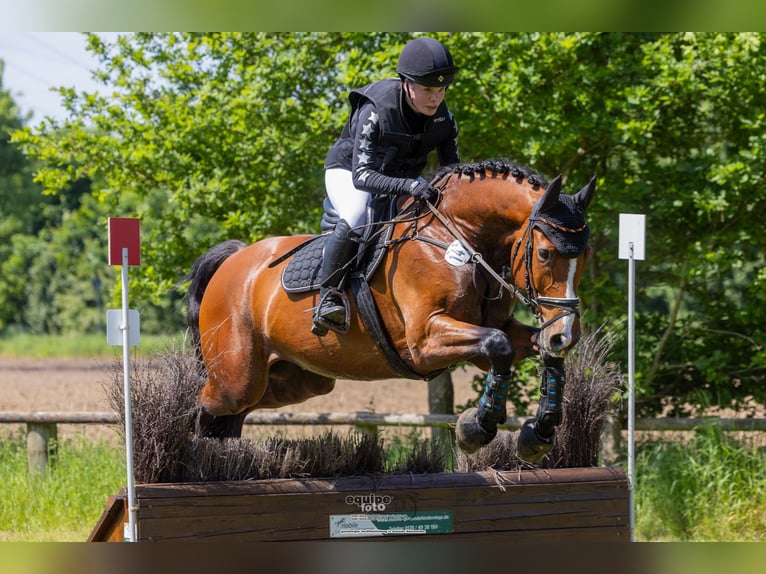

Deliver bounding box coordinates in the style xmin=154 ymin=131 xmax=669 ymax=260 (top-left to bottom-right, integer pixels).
xmin=108 ymin=217 xmax=141 ymax=266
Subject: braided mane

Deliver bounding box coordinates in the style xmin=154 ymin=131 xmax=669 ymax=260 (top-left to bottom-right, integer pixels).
xmin=431 ymin=159 xmax=549 ymax=189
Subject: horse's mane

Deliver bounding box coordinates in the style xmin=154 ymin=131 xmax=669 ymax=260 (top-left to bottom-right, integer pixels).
xmin=431 ymin=159 xmax=549 ymax=189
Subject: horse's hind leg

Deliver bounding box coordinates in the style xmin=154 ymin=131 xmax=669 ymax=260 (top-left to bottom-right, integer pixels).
xmin=196 ymin=362 xmax=334 ymax=436
xmin=254 ymin=361 xmax=336 ymax=408
xmin=196 ymin=410 xmax=247 ymax=439
xmin=195 ymin=322 xmax=267 ymax=439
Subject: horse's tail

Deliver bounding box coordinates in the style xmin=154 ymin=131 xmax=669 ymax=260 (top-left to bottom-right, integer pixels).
xmin=186 ymin=240 xmax=248 ymax=361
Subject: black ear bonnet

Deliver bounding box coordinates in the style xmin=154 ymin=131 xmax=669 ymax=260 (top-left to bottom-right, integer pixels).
xmin=530 ymin=192 xmax=590 ymax=257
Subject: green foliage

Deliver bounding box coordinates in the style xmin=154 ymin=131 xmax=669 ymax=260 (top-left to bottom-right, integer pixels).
xmin=13 ymin=33 xmax=410 ymax=307
xmin=0 ymin=431 xmax=124 ymax=541
xmin=635 ymin=424 xmax=766 ymax=541
xmin=450 ymin=33 xmax=766 ymax=416
xmin=0 ymin=66 xmax=48 ymax=331
xmin=3 ymin=33 xmax=766 ymax=415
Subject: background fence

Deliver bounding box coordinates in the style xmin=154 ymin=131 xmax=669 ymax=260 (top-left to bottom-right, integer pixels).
xmin=3 ymin=410 xmax=765 ymax=475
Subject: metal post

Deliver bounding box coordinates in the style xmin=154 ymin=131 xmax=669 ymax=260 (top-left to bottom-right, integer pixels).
xmin=627 ymin=242 xmax=636 ymax=541
xmin=121 ymin=247 xmax=138 ymax=542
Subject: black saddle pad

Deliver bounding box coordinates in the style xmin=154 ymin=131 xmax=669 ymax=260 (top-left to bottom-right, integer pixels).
xmin=281 ymin=223 xmax=392 ymax=294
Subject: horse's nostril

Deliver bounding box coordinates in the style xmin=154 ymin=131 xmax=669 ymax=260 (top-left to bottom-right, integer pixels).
xmin=549 ymin=334 xmax=570 ymax=350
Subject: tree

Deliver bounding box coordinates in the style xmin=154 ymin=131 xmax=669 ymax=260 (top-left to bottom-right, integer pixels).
xmin=12 ymin=33 xmax=766 ymax=415
xmin=0 ymin=62 xmax=45 ymax=330
xmin=1 ymin=62 xmax=119 ymax=334
xmin=14 ymin=33 xmax=409 ymax=307
xmin=447 ymin=33 xmax=766 ymax=415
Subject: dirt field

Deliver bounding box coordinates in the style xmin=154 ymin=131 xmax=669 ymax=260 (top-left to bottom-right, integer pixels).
xmin=0 ymin=357 xmax=482 ymax=441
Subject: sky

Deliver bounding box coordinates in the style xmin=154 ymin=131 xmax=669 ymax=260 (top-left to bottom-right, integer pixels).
xmin=0 ymin=32 xmax=116 ymax=123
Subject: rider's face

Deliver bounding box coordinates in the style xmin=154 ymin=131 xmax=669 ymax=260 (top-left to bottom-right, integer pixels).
xmin=403 ymin=81 xmax=447 ymax=116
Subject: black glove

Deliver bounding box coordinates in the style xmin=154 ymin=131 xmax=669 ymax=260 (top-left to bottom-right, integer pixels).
xmin=408 ymin=180 xmax=437 ymax=201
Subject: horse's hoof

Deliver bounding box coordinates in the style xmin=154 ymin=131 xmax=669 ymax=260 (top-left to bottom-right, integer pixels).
xmin=456 ymin=407 xmax=497 ymax=454
xmin=517 ymin=418 xmax=555 ymax=464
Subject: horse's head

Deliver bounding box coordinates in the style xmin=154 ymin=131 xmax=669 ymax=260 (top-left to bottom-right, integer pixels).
xmin=428 ymin=161 xmax=595 ymax=359
xmin=513 ymin=174 xmax=596 ymax=358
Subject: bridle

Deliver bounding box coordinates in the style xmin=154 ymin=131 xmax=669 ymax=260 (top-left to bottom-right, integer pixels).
xmin=510 ymin=211 xmax=582 ymax=331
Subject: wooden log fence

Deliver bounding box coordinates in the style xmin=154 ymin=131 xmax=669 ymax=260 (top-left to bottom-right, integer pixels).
xmin=2 ymin=410 xmax=766 ymax=475
xmin=88 ymin=466 xmax=631 ymax=542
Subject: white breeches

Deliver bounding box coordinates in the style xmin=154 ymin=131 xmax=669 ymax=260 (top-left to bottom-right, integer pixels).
xmin=325 ymin=168 xmax=371 ymax=230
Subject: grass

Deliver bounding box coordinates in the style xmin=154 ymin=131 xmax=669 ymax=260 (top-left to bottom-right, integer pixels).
xmin=635 ymin=421 xmax=766 ymax=541
xmin=0 ymin=332 xmax=187 ymax=359
xmin=2 ymin=423 xmax=765 ymax=541
xmin=0 ymin=430 xmax=125 ymax=542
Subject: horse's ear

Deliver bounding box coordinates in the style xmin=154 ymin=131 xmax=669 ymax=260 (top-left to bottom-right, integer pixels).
xmin=574 ymin=175 xmax=597 ymax=211
xmin=536 ymin=174 xmax=562 ymax=214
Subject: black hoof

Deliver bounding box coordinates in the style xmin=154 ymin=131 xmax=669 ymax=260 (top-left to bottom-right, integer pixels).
xmin=517 ymin=418 xmax=555 ymax=464
xmin=456 ymin=407 xmax=498 ymax=454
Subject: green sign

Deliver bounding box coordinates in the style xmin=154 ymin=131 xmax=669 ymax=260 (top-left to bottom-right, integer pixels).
xmin=329 ymin=511 xmax=453 ymax=538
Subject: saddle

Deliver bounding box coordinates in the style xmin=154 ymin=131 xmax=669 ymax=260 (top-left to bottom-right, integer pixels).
xmin=277 ymin=195 xmax=427 ymax=380
xmin=280 ymin=196 xmax=395 ymax=294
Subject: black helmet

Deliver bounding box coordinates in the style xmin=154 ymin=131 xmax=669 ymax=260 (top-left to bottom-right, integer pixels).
xmin=396 ymin=37 xmax=458 ymax=87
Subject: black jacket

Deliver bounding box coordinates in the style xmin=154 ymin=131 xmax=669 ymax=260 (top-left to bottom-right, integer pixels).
xmin=325 ymin=78 xmax=459 ymax=196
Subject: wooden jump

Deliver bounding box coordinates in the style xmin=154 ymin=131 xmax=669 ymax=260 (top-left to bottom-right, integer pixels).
xmin=88 ymin=466 xmax=629 ymax=542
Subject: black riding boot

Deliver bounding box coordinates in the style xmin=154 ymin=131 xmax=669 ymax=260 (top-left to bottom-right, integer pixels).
xmin=311 ymin=219 xmax=358 ymax=336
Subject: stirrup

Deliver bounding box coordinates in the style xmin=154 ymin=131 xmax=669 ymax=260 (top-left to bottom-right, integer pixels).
xmin=311 ymin=289 xmax=350 ymax=336
xmin=310 ymin=318 xmax=329 ymax=337
xmin=311 ymin=313 xmax=347 ymax=336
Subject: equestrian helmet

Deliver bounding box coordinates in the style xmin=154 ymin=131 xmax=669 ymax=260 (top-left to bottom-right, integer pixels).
xmin=396 ymin=37 xmax=458 ymax=87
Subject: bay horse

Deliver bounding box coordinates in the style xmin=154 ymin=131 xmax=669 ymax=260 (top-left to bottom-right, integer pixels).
xmin=186 ymin=160 xmax=596 ymax=463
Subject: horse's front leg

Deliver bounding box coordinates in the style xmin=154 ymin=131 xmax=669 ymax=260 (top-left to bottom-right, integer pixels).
xmin=410 ymin=316 xmax=518 ymax=455
xmin=454 ymin=356 xmax=514 ymax=454
xmin=454 ymin=320 xmax=563 ymax=463
xmin=516 ymin=354 xmax=565 ymax=463
xmin=502 ymin=316 xmax=540 ymax=361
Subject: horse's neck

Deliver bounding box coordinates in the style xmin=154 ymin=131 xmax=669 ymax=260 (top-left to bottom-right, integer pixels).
xmin=440 ymin=185 xmax=532 ymax=265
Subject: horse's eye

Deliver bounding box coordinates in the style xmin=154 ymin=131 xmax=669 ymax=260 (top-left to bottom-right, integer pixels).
xmin=538 ymin=248 xmax=552 ymax=262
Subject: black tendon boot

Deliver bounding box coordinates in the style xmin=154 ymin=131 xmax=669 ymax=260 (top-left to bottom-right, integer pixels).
xmin=311 ymin=219 xmax=358 ymax=336
xmin=535 ymin=357 xmax=565 ymax=437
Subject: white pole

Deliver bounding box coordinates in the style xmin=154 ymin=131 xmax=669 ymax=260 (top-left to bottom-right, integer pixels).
xmin=627 ymin=241 xmax=636 ymax=541
xmin=121 ymin=247 xmax=138 ymax=542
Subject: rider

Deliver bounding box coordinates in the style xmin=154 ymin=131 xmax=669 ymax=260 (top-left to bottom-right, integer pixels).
xmin=312 ymin=36 xmax=461 ymax=335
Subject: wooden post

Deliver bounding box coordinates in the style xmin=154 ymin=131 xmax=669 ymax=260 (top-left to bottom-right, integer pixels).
xmin=353 ymin=423 xmax=378 ymax=439
xmin=27 ymin=422 xmax=58 ymax=476
xmin=599 ymin=414 xmax=622 ymax=466
xmin=428 ymin=370 xmax=454 ymax=447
